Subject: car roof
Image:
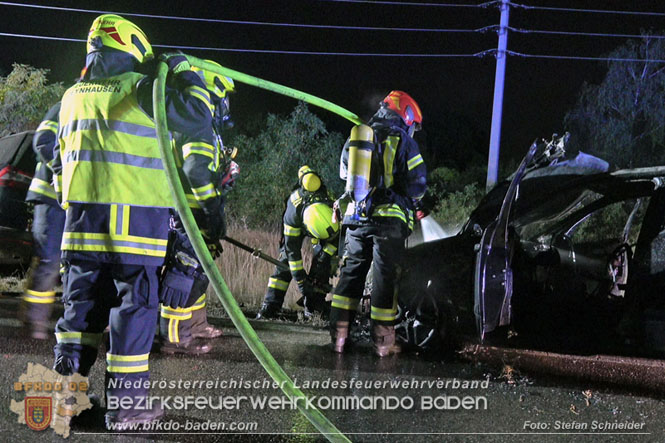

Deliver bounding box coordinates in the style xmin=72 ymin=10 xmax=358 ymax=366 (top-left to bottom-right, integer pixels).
xmin=466 ymin=166 xmax=665 ymax=235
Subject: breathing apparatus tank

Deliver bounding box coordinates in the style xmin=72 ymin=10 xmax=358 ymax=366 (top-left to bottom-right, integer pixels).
xmin=345 ymin=124 xmax=375 ymax=220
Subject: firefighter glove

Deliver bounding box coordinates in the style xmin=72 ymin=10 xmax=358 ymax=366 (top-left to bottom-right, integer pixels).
xmin=159 ymin=250 xmax=198 ymax=308
xmin=206 ymin=240 xmax=223 ymax=259
xmin=159 ymin=51 xmax=191 ymax=74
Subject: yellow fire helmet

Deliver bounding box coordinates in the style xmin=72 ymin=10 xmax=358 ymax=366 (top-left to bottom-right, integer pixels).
xmin=303 ymin=203 xmax=339 ymax=240
xmin=298 ymin=165 xmax=321 ymax=192
xmin=192 ymin=60 xmax=235 ymax=100
xmin=87 ymin=14 xmax=153 ymax=63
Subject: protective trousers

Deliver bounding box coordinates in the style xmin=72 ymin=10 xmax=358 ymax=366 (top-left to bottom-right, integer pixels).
xmin=54 ymin=260 xmax=159 ymax=403
xmin=21 ymin=204 xmax=65 ymax=335
xmin=264 ymin=243 xmax=332 ymax=310
xmin=330 ymin=223 xmax=405 ymax=329
xmin=158 ymin=222 xmax=211 ymax=344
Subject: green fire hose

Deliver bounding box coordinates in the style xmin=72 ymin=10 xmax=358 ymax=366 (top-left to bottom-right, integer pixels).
xmin=153 ymin=61 xmax=351 ymax=442
xmin=185 ymin=55 xmax=364 ymax=126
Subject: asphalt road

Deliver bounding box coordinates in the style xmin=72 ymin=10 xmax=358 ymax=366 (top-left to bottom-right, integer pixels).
xmin=1 ymin=297 xmax=664 ymax=443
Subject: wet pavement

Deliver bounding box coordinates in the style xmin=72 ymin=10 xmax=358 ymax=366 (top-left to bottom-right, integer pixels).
xmin=1 ymin=297 xmax=664 ymax=442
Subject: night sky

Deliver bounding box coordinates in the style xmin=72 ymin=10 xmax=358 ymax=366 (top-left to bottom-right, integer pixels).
xmin=2 ymin=0 xmax=664 ymax=169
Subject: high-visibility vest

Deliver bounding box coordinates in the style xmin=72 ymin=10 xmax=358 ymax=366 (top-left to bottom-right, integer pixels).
xmin=58 ymin=72 xmax=172 ymax=208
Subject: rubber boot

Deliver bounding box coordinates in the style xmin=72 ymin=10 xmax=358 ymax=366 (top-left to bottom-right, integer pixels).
xmin=190 ymin=305 xmax=223 ymax=339
xmin=160 ymin=338 xmax=212 ymax=355
xmin=331 ymin=321 xmax=350 ymax=353
xmin=372 ymin=324 xmax=402 ymax=357
xmin=330 ymin=306 xmax=356 ymax=353
xmin=159 ymin=305 xmax=212 ymax=355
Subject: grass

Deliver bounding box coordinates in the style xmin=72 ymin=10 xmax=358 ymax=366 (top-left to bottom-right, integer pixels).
xmin=210 ymin=223 xmax=318 ymax=313
xmin=0 ymin=270 xmax=24 ymax=292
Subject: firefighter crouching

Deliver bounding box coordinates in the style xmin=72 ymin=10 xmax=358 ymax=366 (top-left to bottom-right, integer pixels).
xmin=257 ymin=165 xmax=340 ymax=320
xmin=330 ymin=91 xmax=427 ymax=357
xmin=158 ymin=60 xmax=238 ymax=354
xmin=51 ymin=14 xmax=220 ymax=429
xmin=20 ymin=103 xmax=65 ymax=339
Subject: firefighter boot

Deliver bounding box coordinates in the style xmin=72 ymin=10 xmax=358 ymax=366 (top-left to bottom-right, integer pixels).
xmin=330 ymin=321 xmax=350 ymax=353
xmin=190 ymin=305 xmax=223 ymax=339
xmin=256 ymin=302 xmax=281 ymax=320
xmin=372 ymin=324 xmax=402 ymax=357
xmin=159 ymin=306 xmax=212 ymax=355
xmin=105 ymin=401 xmax=164 ymax=431
xmin=160 ymin=338 xmax=212 ymax=355
xmin=330 ymin=306 xmax=355 ymax=353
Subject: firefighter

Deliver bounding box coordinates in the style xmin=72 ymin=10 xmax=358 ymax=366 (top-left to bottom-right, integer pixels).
xmin=19 ymin=103 xmax=65 ymax=339
xmin=256 ymin=165 xmax=339 ymax=320
xmin=51 ymin=14 xmax=221 ymax=429
xmin=158 ymin=61 xmax=237 ymax=354
xmin=330 ymin=91 xmax=427 ymax=357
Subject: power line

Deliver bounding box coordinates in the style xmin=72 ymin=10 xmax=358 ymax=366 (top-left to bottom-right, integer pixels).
xmin=510 ymin=27 xmax=665 ymax=40
xmin=0 ymin=32 xmax=493 ymax=57
xmin=509 ymin=1 xmax=665 ymax=17
xmin=506 ymin=50 xmax=665 ymax=63
xmin=0 ymin=32 xmax=84 ymax=43
xmin=315 ymin=0 xmax=497 ymax=7
xmin=5 ymin=31 xmax=665 ymax=62
xmin=0 ymin=1 xmax=490 ymax=33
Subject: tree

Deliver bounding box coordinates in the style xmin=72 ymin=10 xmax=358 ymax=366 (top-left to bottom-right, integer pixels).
xmin=0 ymin=64 xmax=65 ymax=137
xmin=226 ymin=102 xmax=345 ymax=228
xmin=564 ymin=34 xmax=665 ymax=168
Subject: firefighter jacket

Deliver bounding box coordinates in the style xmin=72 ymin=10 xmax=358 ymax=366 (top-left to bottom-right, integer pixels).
xmin=173 ymin=131 xmax=227 ymax=221
xmin=52 ymin=50 xmax=215 ymax=266
xmin=26 ymin=102 xmax=61 ymax=206
xmin=283 ymin=186 xmax=338 ymax=283
xmin=340 ymin=122 xmax=426 ymax=232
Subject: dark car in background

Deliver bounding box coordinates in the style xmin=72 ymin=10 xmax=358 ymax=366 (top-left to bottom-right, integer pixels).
xmin=397 ymin=134 xmax=665 ymax=357
xmin=0 ymin=131 xmax=35 ymax=266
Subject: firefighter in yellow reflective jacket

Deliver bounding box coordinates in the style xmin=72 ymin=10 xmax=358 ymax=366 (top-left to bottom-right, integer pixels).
xmin=20 ymin=103 xmax=65 ymax=339
xmin=257 ymin=166 xmax=339 ymax=320
xmin=50 ymin=15 xmax=220 ymax=429
xmin=330 ymin=91 xmax=427 ymax=357
xmin=158 ymin=61 xmax=237 ymax=354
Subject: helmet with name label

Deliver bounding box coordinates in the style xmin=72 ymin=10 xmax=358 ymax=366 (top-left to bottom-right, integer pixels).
xmin=87 ymin=14 xmax=153 ymax=63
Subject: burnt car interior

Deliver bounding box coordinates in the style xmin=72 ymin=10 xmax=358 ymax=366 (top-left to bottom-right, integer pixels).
xmin=510 ymin=179 xmax=657 ymax=354
xmin=481 ymin=159 xmax=665 ymax=356
xmin=398 ymin=134 xmax=665 ymax=358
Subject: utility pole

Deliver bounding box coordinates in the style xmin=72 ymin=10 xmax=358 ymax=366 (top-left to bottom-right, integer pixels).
xmin=486 ymin=0 xmax=510 ymax=192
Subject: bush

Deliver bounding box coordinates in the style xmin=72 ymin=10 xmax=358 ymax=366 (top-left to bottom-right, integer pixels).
xmin=0 ymin=64 xmax=65 ymax=136
xmin=431 ymin=183 xmax=484 ymax=233
xmin=226 ymin=103 xmax=345 ymax=228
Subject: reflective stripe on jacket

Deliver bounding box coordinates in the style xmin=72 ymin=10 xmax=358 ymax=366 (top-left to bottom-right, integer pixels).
xmin=26 ymin=162 xmax=58 ymax=204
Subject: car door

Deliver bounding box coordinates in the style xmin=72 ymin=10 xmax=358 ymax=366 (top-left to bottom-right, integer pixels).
xmin=474 ymin=143 xmax=537 ymax=340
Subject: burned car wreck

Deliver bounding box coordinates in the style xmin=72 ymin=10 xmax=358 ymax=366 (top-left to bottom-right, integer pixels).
xmin=397 ymin=134 xmax=665 ymax=357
